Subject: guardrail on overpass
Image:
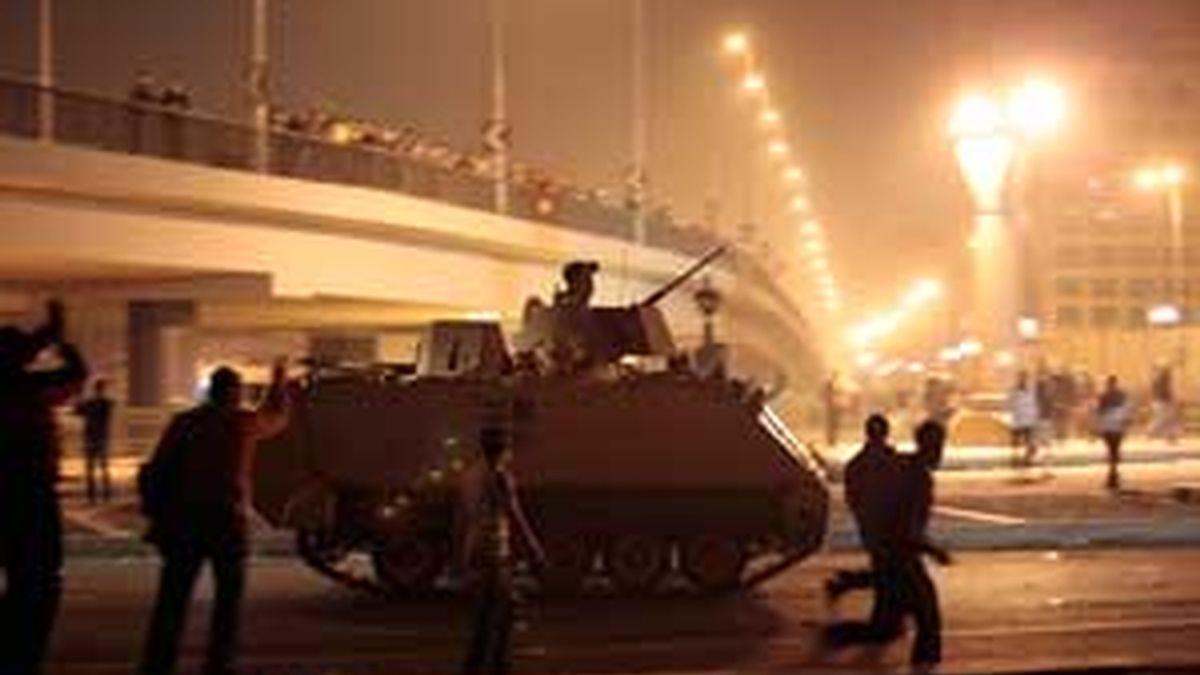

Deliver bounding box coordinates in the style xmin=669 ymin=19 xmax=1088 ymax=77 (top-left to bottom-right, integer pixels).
xmin=0 ymin=76 xmax=809 ymax=325
xmin=0 ymin=77 xmax=714 ymax=252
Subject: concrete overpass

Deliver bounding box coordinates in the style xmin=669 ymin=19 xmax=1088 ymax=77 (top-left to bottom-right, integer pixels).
xmin=0 ymin=79 xmax=824 ymax=438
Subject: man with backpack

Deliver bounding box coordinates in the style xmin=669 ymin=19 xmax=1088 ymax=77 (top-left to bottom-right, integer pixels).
xmin=138 ymin=360 xmax=289 ymax=675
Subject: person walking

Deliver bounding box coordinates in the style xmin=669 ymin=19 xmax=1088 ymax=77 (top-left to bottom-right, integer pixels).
xmin=458 ymin=425 xmax=545 ymax=675
xmin=1095 ymin=375 xmax=1132 ymax=491
xmin=1008 ymin=371 xmax=1041 ymax=468
xmin=824 ymin=415 xmax=902 ymax=642
xmin=74 ymin=378 xmax=116 ymax=504
xmin=1148 ymin=365 xmax=1180 ymax=443
xmin=139 ymin=360 xmax=289 ymax=675
xmin=0 ymin=300 xmax=88 ymax=675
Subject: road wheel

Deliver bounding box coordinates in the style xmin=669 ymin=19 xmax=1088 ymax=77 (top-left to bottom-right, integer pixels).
xmin=680 ymin=535 xmax=746 ymax=592
xmin=606 ymin=534 xmax=669 ymax=593
xmin=372 ymin=537 xmax=444 ymax=593
xmin=541 ymin=535 xmax=594 ymax=594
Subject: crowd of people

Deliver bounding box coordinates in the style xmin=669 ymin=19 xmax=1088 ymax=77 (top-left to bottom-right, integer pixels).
xmin=824 ymin=361 xmax=1187 ymax=492
xmin=121 ymin=71 xmax=697 ymax=230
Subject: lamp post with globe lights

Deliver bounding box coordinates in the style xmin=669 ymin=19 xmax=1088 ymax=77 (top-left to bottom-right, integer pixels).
xmin=949 ymin=78 xmax=1065 ymax=385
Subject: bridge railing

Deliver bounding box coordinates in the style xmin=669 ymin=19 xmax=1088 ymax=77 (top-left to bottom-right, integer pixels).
xmin=0 ymin=76 xmax=806 ymax=323
xmin=0 ymin=78 xmax=721 ymax=252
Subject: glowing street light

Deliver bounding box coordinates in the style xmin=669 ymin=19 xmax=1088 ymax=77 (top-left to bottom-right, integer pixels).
xmin=902 ymin=278 xmax=944 ymax=308
xmin=723 ymin=32 xmax=749 ymax=55
xmin=760 ymin=108 xmax=781 ymax=126
xmin=790 ymin=195 xmax=810 ymax=212
xmin=949 ymin=78 xmax=1065 ymax=365
xmin=1007 ymin=79 xmax=1067 ymax=139
xmin=958 ymin=339 xmax=983 ymax=357
xmin=1017 ymin=316 xmax=1041 ymax=340
xmin=742 ymin=72 xmax=766 ymax=92
xmin=767 ymin=139 xmax=789 ymax=157
xmin=783 ymin=166 xmax=804 ymax=183
xmin=1135 ymin=163 xmax=1187 ymax=190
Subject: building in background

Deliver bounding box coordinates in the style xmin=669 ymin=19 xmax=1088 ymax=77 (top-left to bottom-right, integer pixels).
xmin=952 ymin=0 xmax=1200 ymax=392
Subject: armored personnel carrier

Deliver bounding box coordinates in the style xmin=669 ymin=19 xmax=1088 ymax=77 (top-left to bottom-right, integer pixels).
xmin=252 ymin=249 xmax=829 ymax=595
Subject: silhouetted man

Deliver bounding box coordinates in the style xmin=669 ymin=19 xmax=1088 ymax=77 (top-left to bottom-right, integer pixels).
xmin=825 ymin=415 xmax=948 ymax=667
xmin=459 ymin=426 xmax=545 ymax=675
xmin=74 ymin=378 xmax=115 ymax=503
xmin=139 ymin=361 xmax=289 ymax=675
xmin=550 ymin=260 xmax=599 ymax=371
xmin=834 ymin=415 xmax=902 ymax=631
xmin=0 ymin=300 xmax=88 ymax=674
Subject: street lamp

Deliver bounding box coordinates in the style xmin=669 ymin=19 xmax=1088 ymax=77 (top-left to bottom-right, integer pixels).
xmin=742 ymin=72 xmax=766 ymax=92
xmin=949 ymin=78 xmax=1066 ymax=379
xmin=723 ymin=32 xmax=749 ymax=55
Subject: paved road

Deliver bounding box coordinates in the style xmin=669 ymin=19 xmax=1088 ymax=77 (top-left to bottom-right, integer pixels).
xmin=44 ymin=548 xmax=1200 ymax=674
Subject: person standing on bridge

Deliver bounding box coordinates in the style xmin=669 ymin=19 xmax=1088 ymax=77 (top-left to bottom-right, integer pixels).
xmin=138 ymin=360 xmax=289 ymax=675
xmin=0 ymin=299 xmax=88 ymax=675
xmin=458 ymin=425 xmax=545 ymax=675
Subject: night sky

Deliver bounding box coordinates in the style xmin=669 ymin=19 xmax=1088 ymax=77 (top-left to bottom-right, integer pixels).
xmin=0 ymin=1 xmax=1169 ymax=313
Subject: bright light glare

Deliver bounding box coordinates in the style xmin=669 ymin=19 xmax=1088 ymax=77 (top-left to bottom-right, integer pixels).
xmin=768 ymin=139 xmax=789 ymax=157
xmin=849 ymin=314 xmax=901 ymax=348
xmin=955 ymin=135 xmax=1016 ymax=214
xmin=902 ymin=278 xmax=943 ymax=308
xmin=1148 ymin=304 xmax=1182 ymax=326
xmin=723 ymin=32 xmax=749 ymax=55
xmin=742 ymin=72 xmax=766 ymax=92
xmin=800 ymin=220 xmax=821 ymax=236
xmin=855 ymin=352 xmax=880 ymax=369
xmin=783 ymin=166 xmax=804 ymax=182
xmin=1017 ymin=316 xmax=1040 ymax=340
xmin=1135 ymin=168 xmax=1161 ymax=190
xmin=938 ymin=346 xmax=963 ymax=363
xmin=1163 ymin=164 xmax=1187 ymax=185
xmin=1008 ymin=79 xmax=1066 ymax=138
xmin=949 ymin=93 xmax=1003 ymax=137
xmin=958 ymin=339 xmax=983 ymax=356
xmin=790 ymin=195 xmax=810 ymax=212
xmin=760 ymin=108 xmax=781 ymax=126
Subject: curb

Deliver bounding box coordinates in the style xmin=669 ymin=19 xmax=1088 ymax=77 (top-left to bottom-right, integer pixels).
xmin=824 ymin=518 xmax=1200 ymax=553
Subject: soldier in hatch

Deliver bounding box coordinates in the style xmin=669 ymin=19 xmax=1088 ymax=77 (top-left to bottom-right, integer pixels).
xmin=549 ymin=260 xmax=599 ymax=372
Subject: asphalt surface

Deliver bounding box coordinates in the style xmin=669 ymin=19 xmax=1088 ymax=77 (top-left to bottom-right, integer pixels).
xmin=57 ymin=450 xmax=1200 ymax=555
xmin=42 ymin=548 xmax=1200 ymax=674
